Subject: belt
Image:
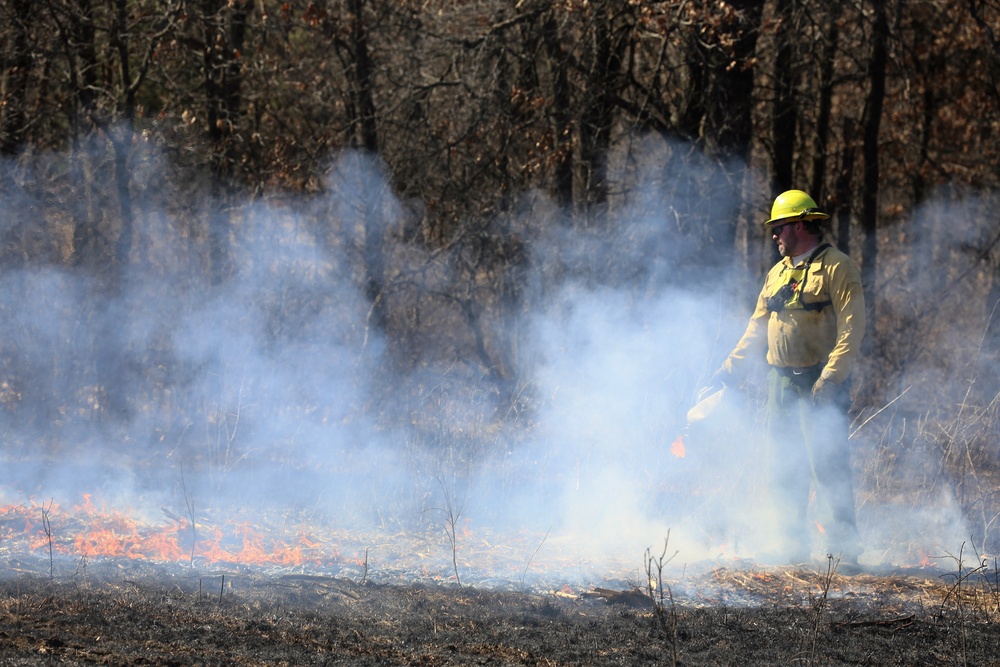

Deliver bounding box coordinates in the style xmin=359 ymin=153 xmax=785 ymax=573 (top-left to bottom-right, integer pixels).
xmin=772 ymin=364 xmax=823 ymax=378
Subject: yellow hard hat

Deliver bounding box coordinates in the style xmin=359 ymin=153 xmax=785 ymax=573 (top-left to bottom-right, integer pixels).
xmin=765 ymin=190 xmax=830 ymax=227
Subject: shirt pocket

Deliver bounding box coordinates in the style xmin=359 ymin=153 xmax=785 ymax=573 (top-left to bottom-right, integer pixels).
xmin=800 ymin=268 xmax=827 ymax=301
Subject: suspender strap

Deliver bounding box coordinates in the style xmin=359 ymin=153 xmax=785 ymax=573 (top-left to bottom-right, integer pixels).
xmin=801 ymin=299 xmax=832 ymax=312
xmin=800 ymin=243 xmax=832 ymax=311
xmin=766 ymin=243 xmax=834 ymax=313
xmin=804 ymin=242 xmax=831 ymax=265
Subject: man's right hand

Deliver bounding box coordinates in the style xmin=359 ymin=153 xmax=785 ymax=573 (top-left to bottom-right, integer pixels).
xmin=699 ymin=368 xmax=728 ymax=398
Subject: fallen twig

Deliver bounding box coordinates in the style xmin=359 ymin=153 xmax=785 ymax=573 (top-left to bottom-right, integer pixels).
xmin=831 ymin=614 xmax=915 ymax=629
xmin=520 ymin=527 xmax=550 ymax=589
xmin=850 ymin=386 xmax=910 ymax=438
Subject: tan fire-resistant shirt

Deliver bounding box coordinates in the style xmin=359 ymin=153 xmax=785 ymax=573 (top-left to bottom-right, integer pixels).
xmin=723 ymin=244 xmax=865 ymax=385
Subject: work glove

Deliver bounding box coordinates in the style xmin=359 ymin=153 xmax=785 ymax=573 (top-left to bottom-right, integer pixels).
xmin=810 ymin=375 xmax=838 ymax=405
xmin=698 ymin=367 xmax=728 ymax=400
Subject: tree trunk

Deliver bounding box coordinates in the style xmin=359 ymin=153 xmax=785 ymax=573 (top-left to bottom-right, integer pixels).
xmin=810 ymin=1 xmax=842 ymax=200
xmin=576 ymin=1 xmax=623 ymax=218
xmin=542 ymin=11 xmax=573 ymax=209
xmin=345 ymin=0 xmax=386 ymax=335
xmin=835 ymin=119 xmax=856 ymax=252
xmin=201 ymin=0 xmax=251 ymax=284
xmin=348 ymin=0 xmax=378 ymax=154
xmin=770 ymin=0 xmax=797 ymax=194
xmin=705 ymin=0 xmax=763 ymax=159
xmin=69 ymin=0 xmax=102 ymax=271
xmin=112 ymin=0 xmax=136 ymax=271
xmin=860 ymin=0 xmax=887 ymax=358
xmin=0 ymin=0 xmax=33 ymax=156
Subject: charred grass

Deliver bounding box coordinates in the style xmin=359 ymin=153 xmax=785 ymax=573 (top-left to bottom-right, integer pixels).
xmin=1 ymin=557 xmax=999 ymax=666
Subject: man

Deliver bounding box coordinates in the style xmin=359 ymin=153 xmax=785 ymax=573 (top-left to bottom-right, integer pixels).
xmin=711 ymin=190 xmax=865 ymax=566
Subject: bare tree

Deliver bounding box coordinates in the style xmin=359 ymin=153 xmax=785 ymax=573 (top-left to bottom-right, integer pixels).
xmin=809 ymin=0 xmax=844 ymax=201
xmin=769 ymin=0 xmax=797 ymax=194
xmin=193 ymin=0 xmax=253 ymax=284
xmin=0 ymin=0 xmax=34 ymax=156
xmin=860 ymin=0 xmax=888 ymax=349
xmin=541 ymin=9 xmax=573 ymax=208
xmin=346 ymin=0 xmax=387 ymax=336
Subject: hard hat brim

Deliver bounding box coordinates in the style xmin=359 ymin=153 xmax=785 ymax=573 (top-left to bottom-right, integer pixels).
xmin=764 ymin=211 xmax=831 ymax=227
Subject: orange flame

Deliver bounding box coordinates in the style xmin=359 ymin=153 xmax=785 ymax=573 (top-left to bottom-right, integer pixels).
xmin=671 ymin=434 xmax=686 ymax=458
xmin=2 ymin=495 xmax=343 ymax=567
xmin=815 ymin=521 xmax=826 ymax=535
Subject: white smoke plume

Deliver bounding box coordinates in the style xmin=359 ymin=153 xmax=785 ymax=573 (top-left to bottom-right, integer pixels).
xmin=0 ymin=133 xmax=993 ymax=587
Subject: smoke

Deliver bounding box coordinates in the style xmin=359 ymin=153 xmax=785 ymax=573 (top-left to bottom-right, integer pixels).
xmin=845 ymin=188 xmax=1000 ymax=568
xmin=516 ymin=284 xmax=745 ymax=557
xmin=0 ymin=133 xmax=994 ymax=586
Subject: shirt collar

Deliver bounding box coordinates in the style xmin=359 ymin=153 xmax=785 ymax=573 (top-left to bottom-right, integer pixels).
xmin=789 ymin=242 xmax=822 ymax=267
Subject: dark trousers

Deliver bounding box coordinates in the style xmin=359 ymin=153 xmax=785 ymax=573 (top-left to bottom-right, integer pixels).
xmin=765 ymin=366 xmax=863 ymax=560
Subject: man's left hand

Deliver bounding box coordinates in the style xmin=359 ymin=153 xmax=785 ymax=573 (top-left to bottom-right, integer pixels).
xmin=811 ymin=376 xmax=838 ymax=404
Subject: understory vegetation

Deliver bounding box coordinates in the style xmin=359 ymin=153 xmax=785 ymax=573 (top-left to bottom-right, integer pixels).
xmin=1 ymin=1 xmax=999 ymax=561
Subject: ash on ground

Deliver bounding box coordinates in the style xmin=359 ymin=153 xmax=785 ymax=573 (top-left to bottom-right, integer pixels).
xmin=1 ymin=555 xmax=997 ymax=666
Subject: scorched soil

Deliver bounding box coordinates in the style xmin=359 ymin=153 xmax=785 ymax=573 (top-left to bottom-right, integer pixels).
xmin=1 ymin=556 xmax=999 ymax=666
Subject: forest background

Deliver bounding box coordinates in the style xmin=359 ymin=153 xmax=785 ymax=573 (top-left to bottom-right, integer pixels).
xmin=1 ymin=0 xmax=1000 ymax=566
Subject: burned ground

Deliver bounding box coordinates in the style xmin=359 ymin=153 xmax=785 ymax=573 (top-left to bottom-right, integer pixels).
xmin=1 ymin=557 xmax=998 ymax=666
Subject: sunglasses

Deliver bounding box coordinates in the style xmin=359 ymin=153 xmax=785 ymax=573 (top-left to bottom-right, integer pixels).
xmin=771 ymin=222 xmax=796 ymax=236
